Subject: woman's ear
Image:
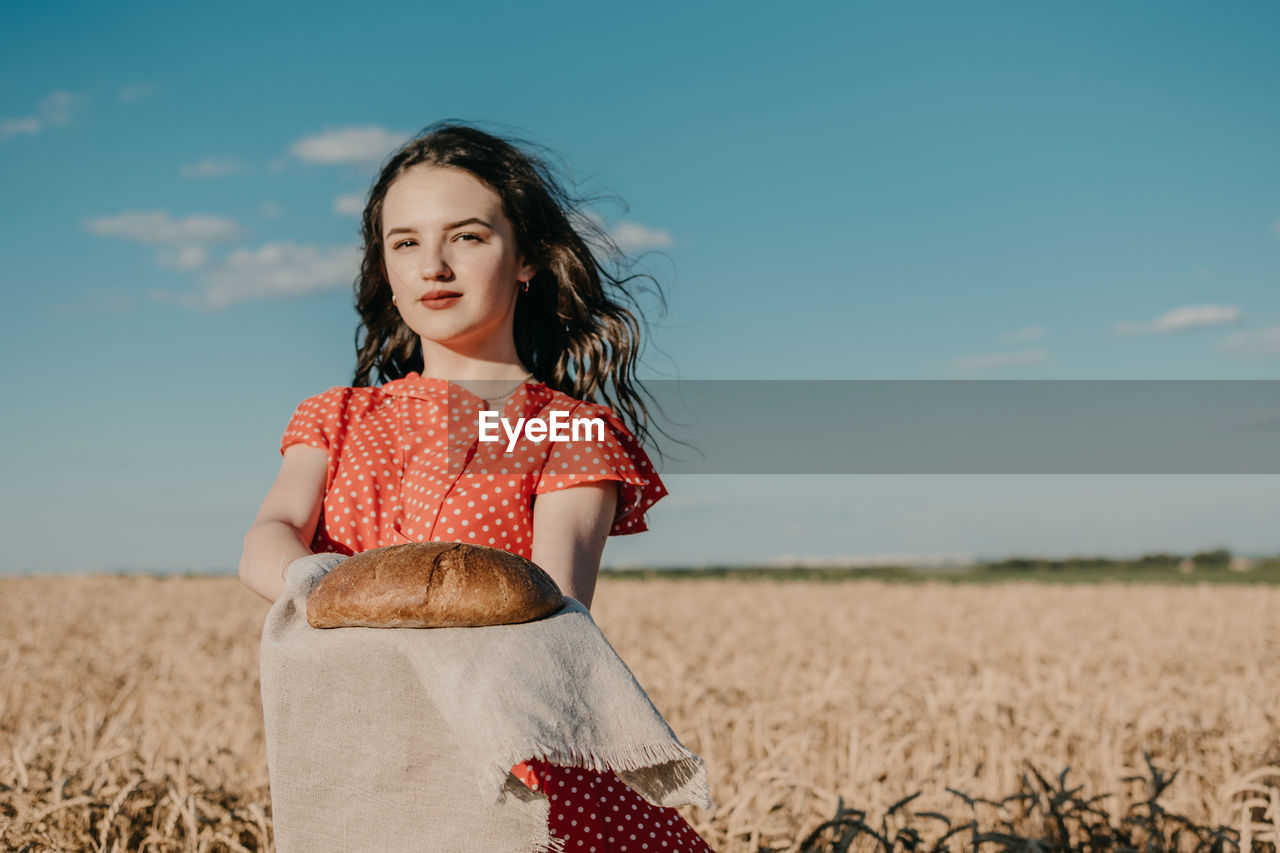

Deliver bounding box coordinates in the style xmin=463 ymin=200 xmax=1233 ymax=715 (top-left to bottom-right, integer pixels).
xmin=518 ymin=258 xmax=539 ymax=284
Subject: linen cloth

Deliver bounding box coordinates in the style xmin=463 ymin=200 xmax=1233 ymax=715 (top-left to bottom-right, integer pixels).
xmin=259 ymin=553 xmax=712 ymax=853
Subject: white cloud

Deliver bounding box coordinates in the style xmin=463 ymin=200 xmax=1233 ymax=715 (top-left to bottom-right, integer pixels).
xmin=157 ymin=245 xmax=209 ymax=270
xmin=151 ymin=243 xmax=361 ymax=309
xmin=1152 ymin=304 xmax=1241 ymax=332
xmin=87 ymin=210 xmax=241 ymax=272
xmin=1113 ymin=303 xmax=1242 ymax=335
xmin=0 ymin=89 xmax=86 ymax=139
xmin=40 ymin=90 xmax=84 ymax=126
xmin=571 ymin=209 xmax=674 ymax=256
xmin=259 ymin=201 xmax=283 ymax=219
xmin=571 ymin=209 xmax=606 ymax=233
xmin=290 ymin=126 xmax=407 ymax=166
xmin=119 ymin=83 xmax=158 ymax=103
xmin=1000 ymin=325 xmax=1044 ymax=343
xmin=84 ymin=210 xmax=243 ymax=246
xmin=334 ymin=193 xmax=365 ymax=216
xmin=610 ymin=221 xmax=674 ymax=252
xmin=1219 ymin=325 xmax=1280 ymax=359
xmin=0 ymin=117 xmax=40 ymax=138
xmin=180 ymin=158 xmax=247 ymax=178
xmin=949 ymin=348 xmax=1048 ymax=372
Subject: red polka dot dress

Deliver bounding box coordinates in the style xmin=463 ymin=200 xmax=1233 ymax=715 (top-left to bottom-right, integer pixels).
xmin=279 ymin=372 xmax=715 ymax=852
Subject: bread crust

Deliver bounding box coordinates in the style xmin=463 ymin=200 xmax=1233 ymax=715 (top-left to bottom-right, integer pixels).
xmin=306 ymin=542 xmax=565 ymax=629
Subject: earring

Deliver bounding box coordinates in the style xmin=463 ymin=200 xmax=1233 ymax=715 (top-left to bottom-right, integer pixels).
xmin=520 ymin=280 xmax=530 ymax=293
xmin=392 ymin=294 xmax=398 ymax=305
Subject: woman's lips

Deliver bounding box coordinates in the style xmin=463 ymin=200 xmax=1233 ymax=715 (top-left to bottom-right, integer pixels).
xmin=420 ymin=290 xmax=461 ymax=309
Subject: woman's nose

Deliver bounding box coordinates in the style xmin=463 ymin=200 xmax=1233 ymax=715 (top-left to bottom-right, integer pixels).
xmin=418 ymin=248 xmax=452 ymax=280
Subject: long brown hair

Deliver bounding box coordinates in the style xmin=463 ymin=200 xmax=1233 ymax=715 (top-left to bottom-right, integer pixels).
xmin=352 ymin=120 xmax=664 ymax=448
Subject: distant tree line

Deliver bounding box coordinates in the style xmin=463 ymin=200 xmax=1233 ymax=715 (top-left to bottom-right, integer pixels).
xmin=986 ymin=548 xmax=1243 ymax=573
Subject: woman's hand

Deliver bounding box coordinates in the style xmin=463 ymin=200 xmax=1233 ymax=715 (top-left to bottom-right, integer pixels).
xmin=281 ymin=552 xmax=348 ymax=584
xmin=530 ymin=481 xmax=618 ymax=610
xmin=239 ymin=444 xmax=328 ymax=603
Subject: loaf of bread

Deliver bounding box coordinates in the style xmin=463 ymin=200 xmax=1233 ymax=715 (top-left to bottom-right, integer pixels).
xmin=306 ymin=542 xmax=565 ymax=629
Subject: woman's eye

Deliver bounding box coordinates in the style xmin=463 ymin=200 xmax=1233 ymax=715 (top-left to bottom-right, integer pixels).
xmin=393 ymin=239 xmax=416 ymax=249
xmin=456 ymin=233 xmax=482 ymax=242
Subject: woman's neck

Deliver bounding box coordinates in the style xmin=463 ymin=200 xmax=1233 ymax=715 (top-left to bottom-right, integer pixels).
xmin=417 ymin=338 xmax=530 ymax=383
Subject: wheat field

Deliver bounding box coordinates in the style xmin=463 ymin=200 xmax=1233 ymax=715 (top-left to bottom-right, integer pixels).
xmin=2 ymin=575 xmax=1278 ymax=851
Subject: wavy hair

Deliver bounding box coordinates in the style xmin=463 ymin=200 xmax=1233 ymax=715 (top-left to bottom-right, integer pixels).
xmin=351 ymin=120 xmax=665 ymax=448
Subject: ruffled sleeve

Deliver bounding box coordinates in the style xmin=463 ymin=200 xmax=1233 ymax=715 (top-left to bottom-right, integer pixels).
xmin=533 ymin=401 xmax=668 ymax=536
xmin=279 ymin=386 xmax=354 ymax=455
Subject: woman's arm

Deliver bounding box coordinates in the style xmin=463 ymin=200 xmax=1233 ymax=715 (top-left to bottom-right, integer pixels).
xmin=530 ymin=481 xmax=618 ymax=611
xmin=238 ymin=444 xmax=328 ymax=603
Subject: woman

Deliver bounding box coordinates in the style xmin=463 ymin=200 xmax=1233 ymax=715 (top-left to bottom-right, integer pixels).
xmin=240 ymin=121 xmax=714 ymax=851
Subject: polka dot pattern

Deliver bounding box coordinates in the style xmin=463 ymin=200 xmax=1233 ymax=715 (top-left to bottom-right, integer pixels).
xmin=278 ymin=374 xmax=705 ymax=849
xmin=513 ymin=760 xmax=715 ymax=852
xmin=278 ymin=373 xmax=668 ymax=557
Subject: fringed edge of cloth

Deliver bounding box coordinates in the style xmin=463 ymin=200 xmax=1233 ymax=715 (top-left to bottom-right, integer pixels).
xmin=537 ymin=830 xmax=569 ymax=853
xmin=486 ymin=739 xmax=714 ymax=811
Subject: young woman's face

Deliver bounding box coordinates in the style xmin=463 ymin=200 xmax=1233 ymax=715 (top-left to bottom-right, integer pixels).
xmin=381 ymin=164 xmax=535 ymax=357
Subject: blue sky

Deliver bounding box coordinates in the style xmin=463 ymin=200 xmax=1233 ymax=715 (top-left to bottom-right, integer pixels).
xmin=3 ymin=1 xmax=1279 ymax=573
